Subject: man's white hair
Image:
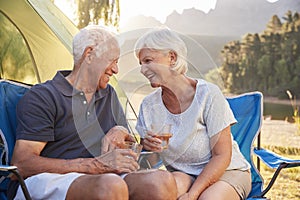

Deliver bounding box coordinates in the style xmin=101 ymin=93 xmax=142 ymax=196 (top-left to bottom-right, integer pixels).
xmin=72 ymin=25 xmax=117 ymax=65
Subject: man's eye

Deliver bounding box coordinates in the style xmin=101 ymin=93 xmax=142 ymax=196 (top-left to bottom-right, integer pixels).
xmin=110 ymin=58 xmax=118 ymax=64
xmin=145 ymin=59 xmax=152 ymax=63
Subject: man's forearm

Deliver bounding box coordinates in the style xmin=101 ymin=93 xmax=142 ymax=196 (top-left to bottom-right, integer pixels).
xmin=12 ymin=156 xmax=114 ymax=179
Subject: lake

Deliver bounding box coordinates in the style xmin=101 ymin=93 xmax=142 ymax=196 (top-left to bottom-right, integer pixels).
xmin=263 ymin=102 xmax=294 ymax=121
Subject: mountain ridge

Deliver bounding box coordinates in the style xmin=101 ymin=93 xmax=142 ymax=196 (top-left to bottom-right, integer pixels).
xmin=121 ymin=0 xmax=300 ymax=36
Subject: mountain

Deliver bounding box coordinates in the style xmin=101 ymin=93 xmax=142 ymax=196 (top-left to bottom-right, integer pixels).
xmin=166 ymin=0 xmax=299 ymax=36
xmin=117 ymin=0 xmax=300 ymax=91
xmin=122 ymin=0 xmax=300 ymax=37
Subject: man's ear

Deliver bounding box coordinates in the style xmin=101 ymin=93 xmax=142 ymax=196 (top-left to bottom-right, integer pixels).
xmin=82 ymin=46 xmax=94 ymax=64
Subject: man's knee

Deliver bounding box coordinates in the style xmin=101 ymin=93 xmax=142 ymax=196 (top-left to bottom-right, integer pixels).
xmin=94 ymin=174 xmax=128 ymax=199
xmin=67 ymin=173 xmax=128 ymax=200
xmin=125 ymin=169 xmax=177 ymax=200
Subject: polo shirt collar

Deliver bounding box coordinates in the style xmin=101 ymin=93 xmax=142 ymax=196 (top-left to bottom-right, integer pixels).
xmin=52 ymin=70 xmax=109 ymax=99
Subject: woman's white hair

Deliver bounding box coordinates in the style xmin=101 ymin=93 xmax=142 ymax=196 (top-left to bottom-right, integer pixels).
xmin=134 ymin=27 xmax=188 ymax=74
xmin=72 ymin=25 xmax=117 ymax=66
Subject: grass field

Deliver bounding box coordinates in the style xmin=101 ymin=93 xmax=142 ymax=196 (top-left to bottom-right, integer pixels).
xmin=258 ymin=156 xmax=300 ymax=200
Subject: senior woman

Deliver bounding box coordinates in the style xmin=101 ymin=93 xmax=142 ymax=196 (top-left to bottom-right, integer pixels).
xmin=134 ymin=27 xmax=252 ymax=200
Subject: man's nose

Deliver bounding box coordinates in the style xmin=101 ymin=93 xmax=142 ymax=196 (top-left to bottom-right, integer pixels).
xmin=111 ymin=63 xmax=119 ymax=74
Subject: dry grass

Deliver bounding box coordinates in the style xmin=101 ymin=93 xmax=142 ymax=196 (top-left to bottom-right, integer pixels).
xmin=255 ymin=120 xmax=300 ymax=200
xmin=258 ymin=158 xmax=300 ymax=200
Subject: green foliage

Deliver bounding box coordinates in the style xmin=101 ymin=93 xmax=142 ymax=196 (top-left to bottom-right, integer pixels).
xmin=76 ymin=0 xmax=120 ymax=29
xmin=220 ymin=11 xmax=300 ymax=98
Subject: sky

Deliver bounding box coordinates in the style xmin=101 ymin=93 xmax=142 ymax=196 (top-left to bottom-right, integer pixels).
xmin=55 ymin=0 xmax=279 ymax=29
xmin=119 ymin=0 xmax=217 ymax=27
xmin=119 ymin=0 xmax=279 ymax=28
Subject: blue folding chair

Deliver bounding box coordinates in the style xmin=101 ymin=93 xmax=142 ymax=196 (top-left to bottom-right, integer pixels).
xmin=134 ymin=91 xmax=300 ymax=199
xmin=0 ymin=80 xmax=31 ymax=200
xmin=227 ymin=91 xmax=300 ymax=199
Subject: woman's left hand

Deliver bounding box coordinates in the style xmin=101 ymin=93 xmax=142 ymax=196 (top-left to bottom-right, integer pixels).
xmin=141 ymin=131 xmax=163 ymax=152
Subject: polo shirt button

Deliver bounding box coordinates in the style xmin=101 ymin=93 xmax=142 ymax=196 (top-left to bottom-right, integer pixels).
xmin=87 ymin=111 xmax=90 ymax=116
xmin=80 ymin=92 xmax=84 ymax=96
xmin=83 ymin=100 xmax=87 ymax=104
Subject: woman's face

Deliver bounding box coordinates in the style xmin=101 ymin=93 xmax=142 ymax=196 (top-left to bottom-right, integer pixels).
xmin=138 ymin=48 xmax=173 ymax=87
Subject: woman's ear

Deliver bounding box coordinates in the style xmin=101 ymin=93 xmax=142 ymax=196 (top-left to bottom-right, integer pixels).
xmin=169 ymin=51 xmax=177 ymax=65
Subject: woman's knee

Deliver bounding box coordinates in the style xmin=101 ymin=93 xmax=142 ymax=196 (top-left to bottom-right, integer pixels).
xmin=125 ymin=169 xmax=177 ymax=200
xmin=172 ymin=171 xmax=194 ymax=197
xmin=198 ymin=181 xmax=240 ymax=200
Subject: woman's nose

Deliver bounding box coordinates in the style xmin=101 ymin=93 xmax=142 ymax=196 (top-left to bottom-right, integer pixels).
xmin=140 ymin=64 xmax=147 ymax=75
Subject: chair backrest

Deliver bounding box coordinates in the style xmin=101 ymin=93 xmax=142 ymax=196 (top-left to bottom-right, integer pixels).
xmin=226 ymin=91 xmax=264 ymax=197
xmin=0 ymin=80 xmax=30 ymax=198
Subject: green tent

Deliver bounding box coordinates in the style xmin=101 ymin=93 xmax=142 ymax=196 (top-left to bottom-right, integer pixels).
xmin=0 ymin=0 xmax=78 ymax=84
xmin=0 ymin=0 xmax=136 ymax=125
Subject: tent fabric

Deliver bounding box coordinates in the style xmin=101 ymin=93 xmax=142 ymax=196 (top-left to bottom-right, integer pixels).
xmin=0 ymin=0 xmax=78 ymax=84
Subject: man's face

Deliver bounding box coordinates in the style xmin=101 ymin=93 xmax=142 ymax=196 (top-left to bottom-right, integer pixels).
xmin=96 ymin=40 xmax=120 ymax=89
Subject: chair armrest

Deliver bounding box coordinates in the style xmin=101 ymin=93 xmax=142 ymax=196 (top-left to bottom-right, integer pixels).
xmin=253 ymin=147 xmax=300 ymax=198
xmin=0 ymin=165 xmax=32 ymax=200
xmin=253 ymin=147 xmax=300 ymax=169
xmin=0 ymin=165 xmax=18 ymax=171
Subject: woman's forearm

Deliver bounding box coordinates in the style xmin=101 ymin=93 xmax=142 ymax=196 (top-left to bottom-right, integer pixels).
xmin=187 ymin=154 xmax=230 ymax=198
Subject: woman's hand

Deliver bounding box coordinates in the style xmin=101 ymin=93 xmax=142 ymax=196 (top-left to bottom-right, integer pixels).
xmin=141 ymin=131 xmax=163 ymax=152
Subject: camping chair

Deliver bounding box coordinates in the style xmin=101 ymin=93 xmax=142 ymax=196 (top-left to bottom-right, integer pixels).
xmin=0 ymin=80 xmax=31 ymax=200
xmin=227 ymin=91 xmax=300 ymax=199
xmin=135 ymin=91 xmax=300 ymax=199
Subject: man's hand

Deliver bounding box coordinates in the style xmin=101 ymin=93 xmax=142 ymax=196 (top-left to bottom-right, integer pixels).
xmin=92 ymin=148 xmax=139 ymax=174
xmin=101 ymin=126 xmax=135 ymax=154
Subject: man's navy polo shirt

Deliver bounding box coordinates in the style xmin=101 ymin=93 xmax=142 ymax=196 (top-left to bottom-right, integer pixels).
xmin=16 ymin=70 xmax=127 ymax=159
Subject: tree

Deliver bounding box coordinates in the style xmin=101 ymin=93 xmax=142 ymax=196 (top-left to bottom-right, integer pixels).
xmin=77 ymin=0 xmax=120 ymax=29
xmin=265 ymin=15 xmax=282 ymax=34
xmin=220 ymin=11 xmax=300 ymax=98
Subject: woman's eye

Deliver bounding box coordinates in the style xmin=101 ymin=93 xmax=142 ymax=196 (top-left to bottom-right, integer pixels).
xmin=140 ymin=58 xmax=152 ymax=65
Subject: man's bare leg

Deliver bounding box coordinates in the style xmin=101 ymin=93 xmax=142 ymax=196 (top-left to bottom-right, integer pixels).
xmin=66 ymin=173 xmax=128 ymax=200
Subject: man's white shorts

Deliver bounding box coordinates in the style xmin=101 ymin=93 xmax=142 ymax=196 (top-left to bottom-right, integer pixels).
xmin=14 ymin=172 xmax=85 ymax=200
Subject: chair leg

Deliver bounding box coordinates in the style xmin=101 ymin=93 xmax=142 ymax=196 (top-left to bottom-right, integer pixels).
xmin=10 ymin=169 xmax=32 ymax=200
xmin=257 ymin=163 xmax=288 ymax=198
xmin=257 ymin=132 xmax=261 ymax=171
